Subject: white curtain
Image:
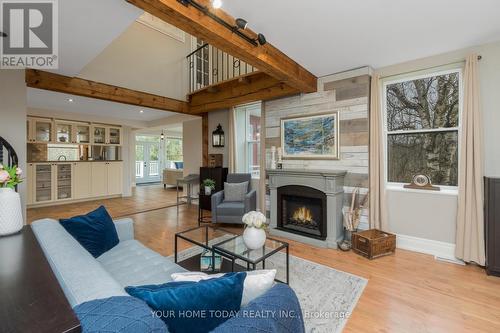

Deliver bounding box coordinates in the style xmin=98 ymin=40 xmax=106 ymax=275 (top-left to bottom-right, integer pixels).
xmin=228 ymin=107 xmax=237 ymax=173
xmin=369 ymin=74 xmax=389 ymax=230
xmin=455 ymin=54 xmax=485 ymax=265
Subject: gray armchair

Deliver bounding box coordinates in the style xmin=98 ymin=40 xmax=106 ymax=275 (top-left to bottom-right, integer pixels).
xmin=211 ymin=173 xmax=257 ymax=224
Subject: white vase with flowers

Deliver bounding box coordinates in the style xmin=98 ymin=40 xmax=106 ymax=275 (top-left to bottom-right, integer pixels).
xmin=0 ymin=164 xmax=24 ymax=236
xmin=242 ymin=211 xmax=268 ymax=250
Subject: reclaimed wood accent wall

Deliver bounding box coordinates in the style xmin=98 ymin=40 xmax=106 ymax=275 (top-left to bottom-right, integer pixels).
xmin=264 ymin=75 xmax=370 ymax=227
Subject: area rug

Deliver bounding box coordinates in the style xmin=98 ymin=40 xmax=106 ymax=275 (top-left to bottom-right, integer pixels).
xmin=172 ymin=243 xmax=367 ymax=333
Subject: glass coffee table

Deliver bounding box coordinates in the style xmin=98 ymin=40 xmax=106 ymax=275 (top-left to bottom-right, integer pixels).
xmin=213 ymin=236 xmax=289 ymax=284
xmin=175 ymin=226 xmax=289 ymax=284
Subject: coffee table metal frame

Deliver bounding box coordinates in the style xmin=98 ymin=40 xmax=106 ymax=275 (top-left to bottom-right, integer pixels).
xmin=174 ymin=225 xmax=290 ymax=284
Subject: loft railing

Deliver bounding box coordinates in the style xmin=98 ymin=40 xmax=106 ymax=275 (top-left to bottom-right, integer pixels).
xmin=0 ymin=136 xmax=18 ymax=168
xmin=187 ymin=43 xmax=257 ymax=94
xmin=0 ymin=136 xmax=19 ymax=190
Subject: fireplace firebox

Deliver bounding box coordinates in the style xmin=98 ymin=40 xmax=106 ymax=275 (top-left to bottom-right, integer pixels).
xmin=277 ymin=185 xmax=327 ymax=240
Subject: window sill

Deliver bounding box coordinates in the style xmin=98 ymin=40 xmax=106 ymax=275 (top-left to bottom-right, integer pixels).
xmin=386 ymin=184 xmax=458 ymax=196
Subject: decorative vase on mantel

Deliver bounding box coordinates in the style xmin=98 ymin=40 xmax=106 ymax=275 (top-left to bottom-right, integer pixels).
xmin=0 ymin=187 xmax=24 ymax=236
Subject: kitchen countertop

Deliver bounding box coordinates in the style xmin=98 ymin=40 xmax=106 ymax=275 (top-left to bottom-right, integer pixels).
xmin=28 ymin=160 xmax=123 ymax=163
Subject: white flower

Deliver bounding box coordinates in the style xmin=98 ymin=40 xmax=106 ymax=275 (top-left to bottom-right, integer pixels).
xmin=16 ymin=167 xmax=22 ymax=176
xmin=242 ymin=211 xmax=267 ymax=228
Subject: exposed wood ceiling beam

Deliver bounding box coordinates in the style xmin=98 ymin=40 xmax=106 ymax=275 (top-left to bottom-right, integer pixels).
xmin=126 ymin=0 xmax=317 ymax=93
xmin=26 ymin=69 xmax=191 ymax=114
xmin=189 ymin=72 xmax=299 ymax=113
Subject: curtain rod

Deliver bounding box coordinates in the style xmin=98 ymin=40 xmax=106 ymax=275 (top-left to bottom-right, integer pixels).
xmin=379 ymin=55 xmax=482 ymax=80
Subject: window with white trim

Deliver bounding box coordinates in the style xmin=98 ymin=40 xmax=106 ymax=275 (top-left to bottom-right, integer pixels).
xmin=383 ymin=69 xmax=461 ymax=187
xmin=234 ymin=102 xmax=261 ymax=178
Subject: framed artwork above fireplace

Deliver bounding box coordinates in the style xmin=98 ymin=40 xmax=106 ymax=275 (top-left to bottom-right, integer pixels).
xmin=280 ymin=112 xmax=340 ymax=160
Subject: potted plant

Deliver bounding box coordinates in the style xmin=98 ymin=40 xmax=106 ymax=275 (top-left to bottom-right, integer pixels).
xmin=242 ymin=211 xmax=268 ymax=250
xmin=0 ymin=164 xmax=24 ymax=236
xmin=202 ymin=178 xmax=216 ymax=195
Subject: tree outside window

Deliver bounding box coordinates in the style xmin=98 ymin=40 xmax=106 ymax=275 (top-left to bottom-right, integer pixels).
xmin=384 ymin=70 xmax=461 ymax=187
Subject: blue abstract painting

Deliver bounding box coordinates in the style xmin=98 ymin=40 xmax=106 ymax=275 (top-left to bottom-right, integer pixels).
xmin=281 ymin=113 xmax=339 ymax=159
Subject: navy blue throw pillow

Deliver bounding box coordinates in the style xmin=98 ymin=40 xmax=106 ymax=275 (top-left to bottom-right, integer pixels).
xmin=125 ymin=272 xmax=246 ymax=333
xmin=60 ymin=206 xmax=119 ymax=258
xmin=174 ymin=162 xmax=184 ymax=169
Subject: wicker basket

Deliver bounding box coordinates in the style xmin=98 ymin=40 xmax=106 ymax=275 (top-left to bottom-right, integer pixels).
xmin=352 ymin=229 xmax=396 ymax=259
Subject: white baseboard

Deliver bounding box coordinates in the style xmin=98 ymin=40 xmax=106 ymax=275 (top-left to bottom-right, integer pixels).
xmin=396 ymin=234 xmax=462 ymax=263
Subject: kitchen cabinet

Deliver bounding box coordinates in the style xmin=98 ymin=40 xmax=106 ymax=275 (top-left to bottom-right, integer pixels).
xmin=33 ymin=164 xmax=54 ymax=203
xmin=27 ymin=161 xmax=123 ymax=207
xmin=91 ymin=125 xmax=122 ymax=146
xmin=55 ymin=164 xmax=73 ymax=200
xmin=91 ymin=162 xmax=108 ymax=197
xmin=32 ymin=163 xmax=73 ymax=204
xmin=73 ymin=162 xmax=91 ymax=199
xmin=107 ymin=127 xmax=122 ymax=145
xmin=107 ymin=162 xmax=123 ymax=195
xmin=92 ymin=125 xmax=106 ymax=145
xmin=27 ymin=117 xmax=53 ymax=143
xmin=55 ymin=121 xmax=74 ymax=144
xmin=75 ymin=124 xmax=91 ymax=144
xmin=27 ymin=163 xmax=34 ymax=205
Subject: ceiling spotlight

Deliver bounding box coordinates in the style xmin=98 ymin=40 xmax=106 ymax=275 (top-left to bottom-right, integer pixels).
xmin=211 ymin=0 xmax=222 ymax=9
xmin=140 ymin=110 xmax=144 ymax=113
xmin=0 ymin=31 xmax=7 ymax=38
xmin=235 ymin=18 xmax=248 ymax=30
xmin=257 ymin=33 xmax=267 ymax=46
xmin=160 ymin=130 xmax=165 ymax=140
xmin=67 ymin=98 xmax=74 ymax=103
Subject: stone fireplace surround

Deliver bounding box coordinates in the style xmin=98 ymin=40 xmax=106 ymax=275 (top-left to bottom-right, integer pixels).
xmin=268 ymin=169 xmax=347 ymax=248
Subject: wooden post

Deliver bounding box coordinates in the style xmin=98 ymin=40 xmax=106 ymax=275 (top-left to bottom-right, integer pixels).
xmin=202 ymin=113 xmax=209 ymax=167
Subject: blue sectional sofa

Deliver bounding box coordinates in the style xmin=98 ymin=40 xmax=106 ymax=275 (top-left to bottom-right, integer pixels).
xmin=31 ymin=218 xmax=304 ymax=333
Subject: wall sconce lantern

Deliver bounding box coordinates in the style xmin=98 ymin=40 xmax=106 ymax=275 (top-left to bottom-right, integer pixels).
xmin=212 ymin=124 xmax=225 ymax=147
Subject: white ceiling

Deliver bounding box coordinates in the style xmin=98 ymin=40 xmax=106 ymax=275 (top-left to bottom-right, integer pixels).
xmin=222 ymin=0 xmax=500 ymax=76
xmin=53 ymin=0 xmax=142 ymax=76
xmin=27 ymin=88 xmax=176 ymax=122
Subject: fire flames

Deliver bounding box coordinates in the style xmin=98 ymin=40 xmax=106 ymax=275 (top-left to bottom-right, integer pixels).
xmin=292 ymin=206 xmax=313 ymax=223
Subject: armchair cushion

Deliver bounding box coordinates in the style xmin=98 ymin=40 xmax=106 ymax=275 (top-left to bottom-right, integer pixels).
xmin=223 ymin=181 xmax=248 ymax=202
xmin=217 ymin=202 xmax=245 ymax=217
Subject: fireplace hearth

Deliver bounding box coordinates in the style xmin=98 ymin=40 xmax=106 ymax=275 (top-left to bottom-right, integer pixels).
xmin=278 ymin=185 xmax=327 ymax=240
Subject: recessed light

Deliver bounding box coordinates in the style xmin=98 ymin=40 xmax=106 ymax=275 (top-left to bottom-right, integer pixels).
xmin=67 ymin=98 xmax=74 ymax=103
xmin=140 ymin=110 xmax=144 ymax=113
xmin=212 ymin=0 xmax=222 ymax=9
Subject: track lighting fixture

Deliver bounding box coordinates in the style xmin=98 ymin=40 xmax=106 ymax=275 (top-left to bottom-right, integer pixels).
xmin=160 ymin=131 xmax=165 ymax=140
xmin=235 ymin=18 xmax=248 ymax=30
xmin=176 ymin=0 xmax=267 ymax=47
xmin=257 ymin=33 xmax=267 ymax=45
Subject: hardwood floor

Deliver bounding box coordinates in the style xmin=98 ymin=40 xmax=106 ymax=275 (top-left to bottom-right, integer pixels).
xmin=28 ymin=185 xmax=500 ymax=333
xmin=27 ymin=184 xmax=180 ymax=223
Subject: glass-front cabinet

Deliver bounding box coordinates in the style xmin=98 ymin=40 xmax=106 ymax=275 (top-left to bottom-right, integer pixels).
xmin=92 ymin=125 xmax=106 ymax=145
xmin=56 ymin=164 xmax=72 ymax=200
xmin=75 ymin=124 xmax=91 ymax=144
xmin=108 ymin=127 xmax=121 ymax=145
xmin=55 ymin=121 xmax=73 ymax=144
xmin=34 ymin=164 xmax=53 ymax=203
xmin=27 ymin=118 xmax=53 ymax=143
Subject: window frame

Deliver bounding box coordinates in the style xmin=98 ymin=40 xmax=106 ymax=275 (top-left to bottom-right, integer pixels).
xmin=234 ymin=102 xmax=262 ymax=179
xmin=381 ymin=67 xmax=463 ymax=193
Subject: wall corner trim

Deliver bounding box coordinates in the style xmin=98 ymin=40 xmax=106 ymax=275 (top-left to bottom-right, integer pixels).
xmin=396 ymin=233 xmax=459 ymax=262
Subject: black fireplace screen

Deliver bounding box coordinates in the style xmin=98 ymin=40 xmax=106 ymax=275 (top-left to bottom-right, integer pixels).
xmin=277 ymin=185 xmax=327 ymax=240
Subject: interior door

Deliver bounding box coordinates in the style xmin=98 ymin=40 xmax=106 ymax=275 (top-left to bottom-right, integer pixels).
xmin=135 ymin=142 xmax=160 ymax=184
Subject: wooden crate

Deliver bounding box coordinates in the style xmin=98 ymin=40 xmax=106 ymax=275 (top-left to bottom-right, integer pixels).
xmin=352 ymin=229 xmax=396 ymax=259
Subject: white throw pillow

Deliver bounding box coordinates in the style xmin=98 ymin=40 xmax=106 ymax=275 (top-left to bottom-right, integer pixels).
xmin=171 ymin=269 xmax=277 ymax=307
